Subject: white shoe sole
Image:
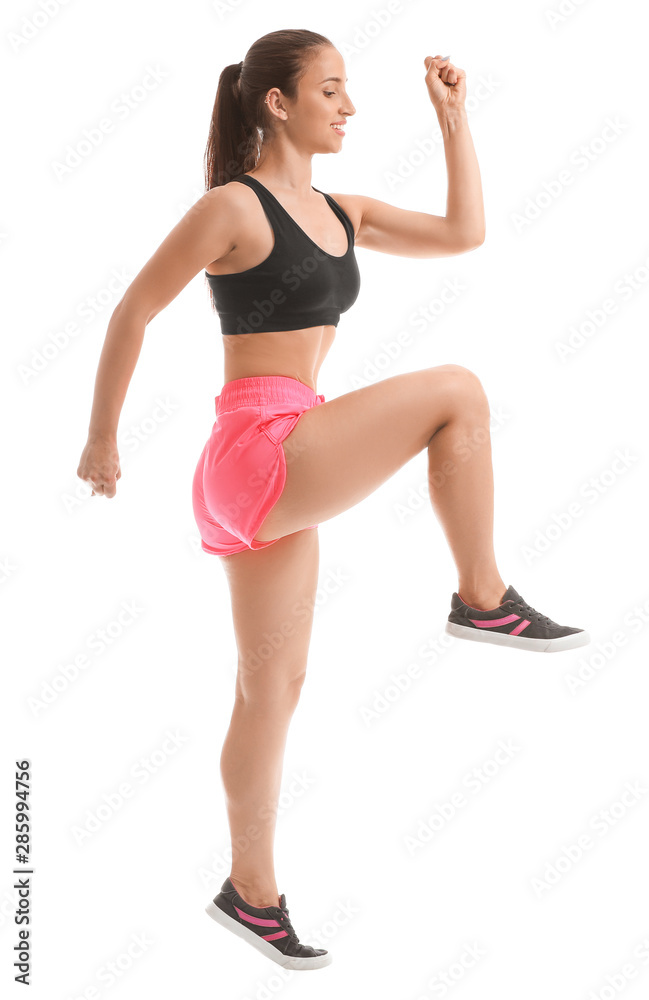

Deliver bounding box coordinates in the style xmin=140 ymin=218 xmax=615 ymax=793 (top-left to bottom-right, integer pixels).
xmin=445 ymin=621 xmax=591 ymax=652
xmin=205 ymin=900 xmax=332 ymax=970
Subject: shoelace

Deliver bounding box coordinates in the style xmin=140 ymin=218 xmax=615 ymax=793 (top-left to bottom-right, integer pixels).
xmin=512 ymin=597 xmax=553 ymax=625
xmin=277 ymin=906 xmax=300 ymax=944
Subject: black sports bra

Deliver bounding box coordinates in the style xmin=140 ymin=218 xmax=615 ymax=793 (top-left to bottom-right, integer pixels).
xmin=204 ymin=174 xmax=361 ymax=335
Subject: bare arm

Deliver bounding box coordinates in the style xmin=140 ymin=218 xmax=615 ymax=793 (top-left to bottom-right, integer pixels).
xmin=78 ymin=185 xmax=238 ymax=496
xmin=339 ymin=110 xmax=484 ymax=257
xmin=86 ymin=301 xmax=148 ymax=440
xmin=346 ymin=55 xmax=484 ymax=257
xmin=440 ymin=107 xmax=485 ymax=247
xmin=86 ymin=186 xmax=238 ymax=438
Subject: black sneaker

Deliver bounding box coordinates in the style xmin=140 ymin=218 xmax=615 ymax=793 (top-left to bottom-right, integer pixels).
xmin=205 ymin=876 xmax=331 ymax=970
xmin=445 ymin=584 xmax=590 ymax=652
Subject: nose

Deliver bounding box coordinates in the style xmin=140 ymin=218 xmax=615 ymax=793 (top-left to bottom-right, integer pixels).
xmin=338 ymin=91 xmax=355 ymax=117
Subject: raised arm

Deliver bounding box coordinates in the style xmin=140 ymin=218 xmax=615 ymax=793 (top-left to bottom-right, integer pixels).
xmin=333 ymin=54 xmax=484 ymax=259
xmin=77 ymin=185 xmax=237 ymax=497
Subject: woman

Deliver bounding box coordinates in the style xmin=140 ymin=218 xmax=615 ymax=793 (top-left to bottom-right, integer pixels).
xmin=77 ymin=29 xmax=590 ymax=971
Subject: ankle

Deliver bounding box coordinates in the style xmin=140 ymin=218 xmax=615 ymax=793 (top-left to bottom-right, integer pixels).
xmin=229 ymin=874 xmax=279 ymax=909
xmin=458 ymin=581 xmax=506 ymax=611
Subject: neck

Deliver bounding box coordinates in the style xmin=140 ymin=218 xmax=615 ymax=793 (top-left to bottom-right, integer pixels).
xmin=249 ymin=149 xmax=315 ymax=197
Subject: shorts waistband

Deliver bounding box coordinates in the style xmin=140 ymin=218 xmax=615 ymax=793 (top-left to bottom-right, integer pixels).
xmin=215 ymin=376 xmax=324 ymax=413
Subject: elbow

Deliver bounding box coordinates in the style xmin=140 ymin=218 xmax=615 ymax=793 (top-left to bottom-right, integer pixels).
xmin=114 ymin=294 xmax=156 ymax=327
xmin=458 ymin=238 xmax=484 ymax=254
xmin=462 ymin=229 xmax=485 ymax=251
xmin=445 ymin=235 xmax=484 ymax=256
xmin=444 ymin=226 xmax=485 ymax=255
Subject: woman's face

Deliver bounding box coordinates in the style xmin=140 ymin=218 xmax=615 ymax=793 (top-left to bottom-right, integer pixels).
xmin=271 ymin=46 xmax=356 ymax=154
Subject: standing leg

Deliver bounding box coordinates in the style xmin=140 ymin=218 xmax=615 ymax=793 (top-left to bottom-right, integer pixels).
xmin=218 ymin=527 xmax=319 ymax=908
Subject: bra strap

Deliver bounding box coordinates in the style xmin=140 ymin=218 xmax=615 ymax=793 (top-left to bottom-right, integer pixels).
xmin=318 ymin=189 xmax=354 ymax=243
xmin=233 ymin=175 xmax=289 ymax=235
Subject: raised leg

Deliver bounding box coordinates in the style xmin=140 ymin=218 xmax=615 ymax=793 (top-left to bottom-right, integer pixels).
xmin=254 ymin=365 xmax=506 ymax=609
xmin=426 ymin=379 xmax=506 ymax=610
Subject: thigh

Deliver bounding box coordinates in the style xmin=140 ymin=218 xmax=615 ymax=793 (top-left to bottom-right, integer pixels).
xmin=253 ymin=364 xmax=485 ymax=542
xmin=220 ymin=526 xmax=320 ymax=700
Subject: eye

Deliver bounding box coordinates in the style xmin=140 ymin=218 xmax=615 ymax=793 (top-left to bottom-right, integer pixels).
xmin=324 ymin=91 xmax=335 ymax=97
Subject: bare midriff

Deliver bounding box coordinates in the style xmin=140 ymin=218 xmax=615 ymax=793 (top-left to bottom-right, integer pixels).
xmin=221 ymin=326 xmax=335 ymax=394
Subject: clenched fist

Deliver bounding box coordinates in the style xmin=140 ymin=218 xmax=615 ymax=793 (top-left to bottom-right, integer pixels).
xmin=77 ymin=436 xmax=122 ymax=498
xmin=424 ymin=54 xmax=467 ymax=116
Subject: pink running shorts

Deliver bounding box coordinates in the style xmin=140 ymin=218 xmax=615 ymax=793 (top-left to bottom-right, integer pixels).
xmin=192 ymin=375 xmax=325 ymax=556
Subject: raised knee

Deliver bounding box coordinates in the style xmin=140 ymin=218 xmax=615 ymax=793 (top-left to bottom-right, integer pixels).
xmin=437 ymin=364 xmax=486 ymax=399
xmin=439 ymin=362 xmax=478 ymax=380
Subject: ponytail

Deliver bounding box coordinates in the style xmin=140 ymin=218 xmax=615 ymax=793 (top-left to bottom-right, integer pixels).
xmin=203 ymin=60 xmax=259 ymax=190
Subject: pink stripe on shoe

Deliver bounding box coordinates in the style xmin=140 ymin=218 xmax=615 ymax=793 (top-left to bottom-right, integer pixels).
xmin=469 ymin=613 xmax=520 ymax=628
xmin=234 ymin=905 xmax=280 ymax=927
xmin=509 ymin=618 xmax=531 ymax=635
xmin=262 ymin=930 xmax=289 ymax=941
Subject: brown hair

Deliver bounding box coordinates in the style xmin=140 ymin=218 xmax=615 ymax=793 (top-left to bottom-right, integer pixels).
xmin=204 ymin=28 xmax=332 ymax=192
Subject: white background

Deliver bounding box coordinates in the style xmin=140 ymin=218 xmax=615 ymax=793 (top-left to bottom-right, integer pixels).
xmin=3 ymin=0 xmax=649 ymax=997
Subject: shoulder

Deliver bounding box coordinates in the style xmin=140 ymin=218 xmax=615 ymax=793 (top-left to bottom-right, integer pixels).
xmin=199 ymin=180 xmax=253 ymax=213
xmin=188 ymin=181 xmax=257 ymax=240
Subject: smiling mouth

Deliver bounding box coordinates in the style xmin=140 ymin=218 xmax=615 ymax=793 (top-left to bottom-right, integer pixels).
xmin=330 ymin=123 xmax=345 ymax=135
